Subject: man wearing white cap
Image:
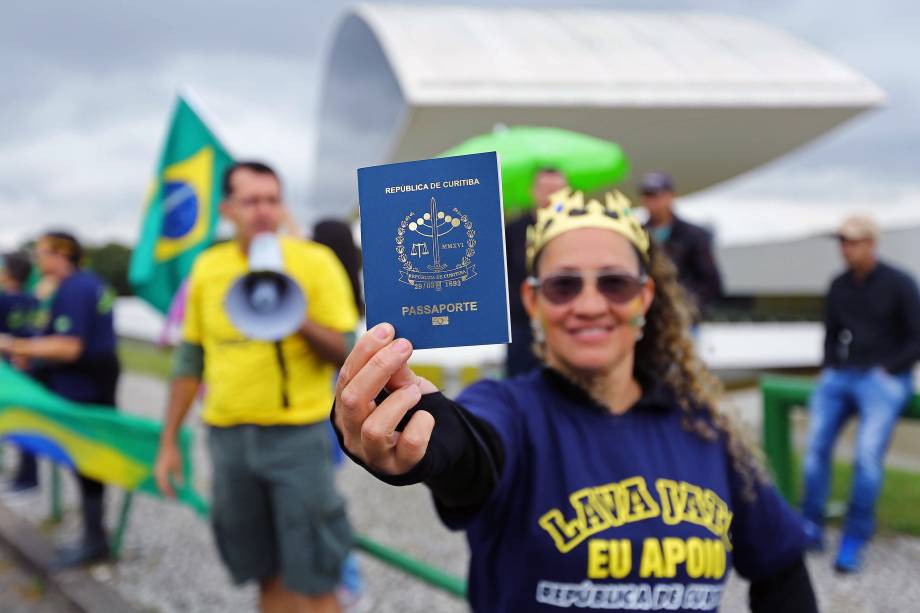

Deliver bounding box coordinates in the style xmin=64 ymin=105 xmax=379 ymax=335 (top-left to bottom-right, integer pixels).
xmin=801 ymin=214 xmax=920 ymax=573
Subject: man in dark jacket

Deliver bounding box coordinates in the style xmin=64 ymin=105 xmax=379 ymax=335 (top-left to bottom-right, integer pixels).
xmin=639 ymin=172 xmax=722 ymax=314
xmin=801 ymin=214 xmax=920 ymax=573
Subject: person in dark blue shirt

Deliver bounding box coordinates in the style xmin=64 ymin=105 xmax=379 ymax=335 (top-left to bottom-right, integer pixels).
xmin=0 ymin=252 xmax=37 ymax=338
xmin=0 ymin=251 xmax=40 ymax=492
xmin=332 ymin=189 xmax=817 ymax=612
xmin=0 ymin=232 xmax=119 ymax=569
xmin=801 ymin=214 xmax=920 ymax=573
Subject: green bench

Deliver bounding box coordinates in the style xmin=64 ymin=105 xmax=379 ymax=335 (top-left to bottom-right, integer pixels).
xmin=760 ymin=375 xmax=920 ymax=503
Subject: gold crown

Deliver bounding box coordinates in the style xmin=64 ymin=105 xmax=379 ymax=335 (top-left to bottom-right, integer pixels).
xmin=526 ymin=188 xmax=650 ymax=272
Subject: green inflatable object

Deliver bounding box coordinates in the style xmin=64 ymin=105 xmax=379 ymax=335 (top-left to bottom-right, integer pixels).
xmin=440 ymin=126 xmax=630 ymax=214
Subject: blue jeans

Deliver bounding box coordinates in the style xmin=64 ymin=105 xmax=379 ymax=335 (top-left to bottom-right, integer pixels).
xmin=801 ymin=367 xmax=912 ymax=539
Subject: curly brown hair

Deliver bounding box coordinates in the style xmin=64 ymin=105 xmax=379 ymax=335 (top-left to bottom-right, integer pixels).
xmin=636 ymin=241 xmax=769 ymax=500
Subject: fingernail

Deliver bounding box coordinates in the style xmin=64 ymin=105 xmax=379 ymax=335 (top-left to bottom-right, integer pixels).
xmin=374 ymin=323 xmax=393 ymax=340
xmin=395 ymin=338 xmax=411 ymax=355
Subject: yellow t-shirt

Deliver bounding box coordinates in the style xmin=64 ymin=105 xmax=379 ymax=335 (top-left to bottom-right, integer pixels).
xmin=182 ymin=237 xmax=358 ymax=426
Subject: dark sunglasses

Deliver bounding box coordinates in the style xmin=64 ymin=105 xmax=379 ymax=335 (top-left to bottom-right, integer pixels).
xmin=528 ymin=271 xmax=647 ymax=305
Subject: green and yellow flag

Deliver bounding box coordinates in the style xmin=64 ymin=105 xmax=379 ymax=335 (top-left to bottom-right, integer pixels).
xmin=129 ymin=94 xmax=234 ymax=313
xmin=0 ymin=362 xmax=207 ymax=515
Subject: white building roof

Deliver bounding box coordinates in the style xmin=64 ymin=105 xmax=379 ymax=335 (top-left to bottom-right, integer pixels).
xmin=357 ymin=4 xmax=883 ymax=108
xmin=310 ymin=4 xmax=884 ymax=210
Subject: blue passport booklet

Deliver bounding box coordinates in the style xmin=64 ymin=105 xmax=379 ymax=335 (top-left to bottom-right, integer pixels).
xmin=357 ymin=152 xmax=511 ymax=350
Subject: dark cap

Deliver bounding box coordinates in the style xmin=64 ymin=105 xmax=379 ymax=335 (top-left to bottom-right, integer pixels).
xmin=639 ymin=172 xmax=674 ymax=194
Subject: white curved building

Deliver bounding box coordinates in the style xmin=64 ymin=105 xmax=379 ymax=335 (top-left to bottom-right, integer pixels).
xmin=311 ymin=3 xmax=884 ymax=210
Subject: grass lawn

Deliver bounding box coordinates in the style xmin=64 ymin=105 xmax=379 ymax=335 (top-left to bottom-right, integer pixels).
xmin=116 ymin=337 xmax=920 ymax=537
xmin=118 ymin=337 xmax=173 ymax=381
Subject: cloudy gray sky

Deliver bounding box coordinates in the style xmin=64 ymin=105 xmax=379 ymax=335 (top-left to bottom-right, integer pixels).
xmin=1 ymin=0 xmax=917 ymax=249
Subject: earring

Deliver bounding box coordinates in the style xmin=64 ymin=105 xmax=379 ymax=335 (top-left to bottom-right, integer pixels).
xmin=630 ymin=314 xmax=646 ymax=341
xmin=530 ymin=318 xmax=545 ymax=344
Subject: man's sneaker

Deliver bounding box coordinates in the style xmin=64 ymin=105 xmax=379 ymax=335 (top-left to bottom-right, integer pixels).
xmin=834 ymin=534 xmax=868 ymax=573
xmin=50 ymin=538 xmax=110 ymax=571
xmin=801 ymin=518 xmax=824 ymax=552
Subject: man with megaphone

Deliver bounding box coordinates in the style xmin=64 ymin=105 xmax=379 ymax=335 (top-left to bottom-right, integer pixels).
xmin=154 ymin=161 xmax=358 ymax=613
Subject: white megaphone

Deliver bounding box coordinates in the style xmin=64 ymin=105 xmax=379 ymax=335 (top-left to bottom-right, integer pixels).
xmin=225 ymin=233 xmax=307 ymax=340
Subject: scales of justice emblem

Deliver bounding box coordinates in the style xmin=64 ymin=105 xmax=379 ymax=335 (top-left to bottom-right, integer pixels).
xmin=396 ymin=197 xmax=477 ymax=290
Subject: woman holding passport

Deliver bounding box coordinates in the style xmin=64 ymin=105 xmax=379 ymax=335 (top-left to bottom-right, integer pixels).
xmin=332 ymin=189 xmax=817 ymax=612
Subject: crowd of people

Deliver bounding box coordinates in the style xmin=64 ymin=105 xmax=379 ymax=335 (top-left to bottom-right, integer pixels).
xmin=1 ymin=161 xmax=918 ymax=612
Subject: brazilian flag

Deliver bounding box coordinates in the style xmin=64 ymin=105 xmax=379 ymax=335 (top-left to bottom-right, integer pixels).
xmin=129 ymin=94 xmax=234 ymax=313
xmin=0 ymin=361 xmax=207 ymax=514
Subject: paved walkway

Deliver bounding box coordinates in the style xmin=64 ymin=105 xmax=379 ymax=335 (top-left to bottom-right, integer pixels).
xmin=0 ymin=543 xmax=71 ymax=612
